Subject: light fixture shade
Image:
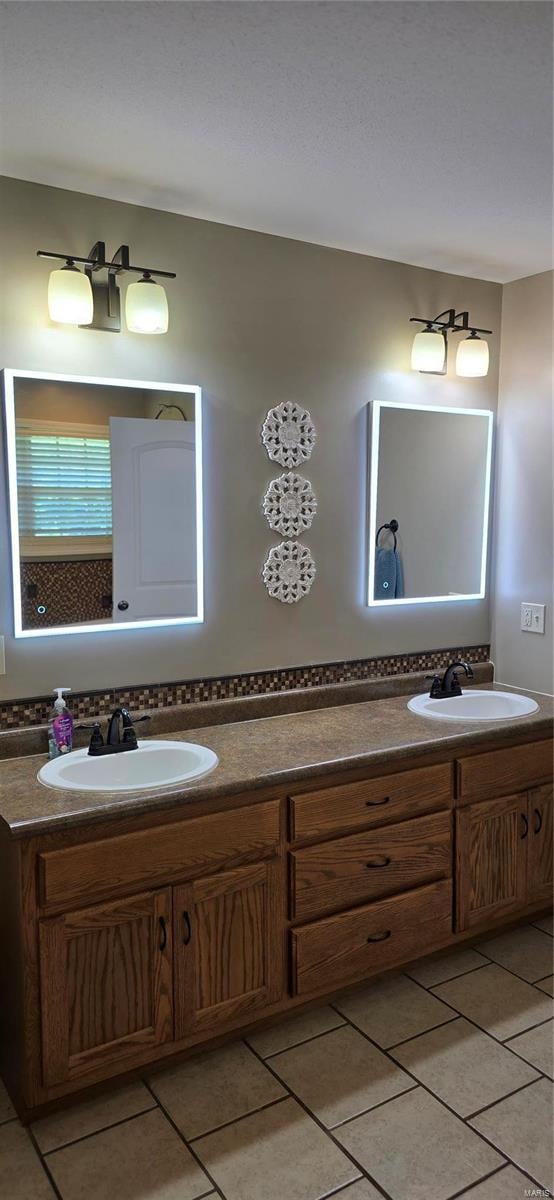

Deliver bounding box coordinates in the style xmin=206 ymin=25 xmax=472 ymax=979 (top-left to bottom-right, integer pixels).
xmin=125 ymin=277 xmax=169 ymax=334
xmin=48 ymin=265 xmax=93 ymax=325
xmin=411 ymin=329 xmax=445 ymax=373
xmin=456 ymin=335 xmax=489 ymax=377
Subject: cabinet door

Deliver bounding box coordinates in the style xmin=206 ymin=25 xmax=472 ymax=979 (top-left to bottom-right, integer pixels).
xmin=527 ymin=784 xmax=553 ymax=903
xmin=39 ymin=889 xmax=173 ymax=1087
xmin=456 ymin=794 xmax=528 ymax=931
xmin=174 ymin=860 xmax=283 ymax=1038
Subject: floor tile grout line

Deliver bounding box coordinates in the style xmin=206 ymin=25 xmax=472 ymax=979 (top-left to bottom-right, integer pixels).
xmin=41 ymin=1101 xmax=159 ymax=1157
xmin=529 ymin=920 xmax=554 ymax=938
xmin=329 ymin=997 xmax=459 ymax=1051
xmin=464 ymin=1076 xmax=544 ymax=1122
xmin=186 ymin=1094 xmax=291 ymax=1144
xmin=244 ymin=1018 xmax=347 ymax=1061
xmin=404 ymin=958 xmax=492 ymax=989
xmin=26 ymin=1123 xmax=65 ymax=1200
xmin=498 ymin=1015 xmax=554 ymax=1044
xmin=142 ymin=1077 xmax=226 ymax=1200
xmin=327 ymin=1084 xmax=419 ymax=1132
xmin=384 ymin=1015 xmax=462 ymax=1052
xmin=245 ymin=1037 xmax=395 ymax=1200
xmin=320 ymin=1177 xmax=390 ymax=1200
xmin=443 ymin=1161 xmax=509 ymax=1200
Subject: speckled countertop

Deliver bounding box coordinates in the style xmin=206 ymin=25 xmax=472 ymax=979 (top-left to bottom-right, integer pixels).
xmin=0 ymin=682 xmax=552 ymax=839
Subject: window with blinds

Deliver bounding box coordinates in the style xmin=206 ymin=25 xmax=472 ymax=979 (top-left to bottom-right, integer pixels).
xmin=15 ymin=420 xmax=112 ymax=558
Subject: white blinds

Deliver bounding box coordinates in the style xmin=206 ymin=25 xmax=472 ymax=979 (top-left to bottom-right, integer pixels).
xmin=15 ymin=421 xmax=112 ymax=539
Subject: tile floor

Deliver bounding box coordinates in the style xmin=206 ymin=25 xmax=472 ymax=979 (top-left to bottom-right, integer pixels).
xmin=1 ymin=918 xmax=552 ymax=1200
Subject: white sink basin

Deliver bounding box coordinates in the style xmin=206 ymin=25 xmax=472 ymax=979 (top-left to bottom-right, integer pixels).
xmin=408 ymin=689 xmax=539 ymax=723
xmin=38 ymin=739 xmax=218 ymax=793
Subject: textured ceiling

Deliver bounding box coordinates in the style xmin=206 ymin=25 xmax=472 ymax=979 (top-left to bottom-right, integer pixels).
xmin=0 ymin=1 xmax=552 ymax=282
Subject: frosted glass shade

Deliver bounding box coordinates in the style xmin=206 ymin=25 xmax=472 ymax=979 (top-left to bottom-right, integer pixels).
xmin=456 ymin=336 xmax=489 ymax=377
xmin=48 ymin=265 xmax=93 ymax=325
xmin=125 ymin=277 xmax=169 ymax=334
xmin=411 ymin=330 xmax=445 ymax=373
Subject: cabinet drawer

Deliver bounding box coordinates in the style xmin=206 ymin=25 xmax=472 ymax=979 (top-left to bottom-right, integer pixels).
xmin=290 ymin=763 xmax=452 ymax=842
xmin=291 ymin=878 xmax=452 ymax=996
xmin=290 ymin=810 xmax=452 ymax=921
xmin=39 ymin=799 xmax=280 ymax=909
xmin=457 ymin=739 xmax=553 ymax=804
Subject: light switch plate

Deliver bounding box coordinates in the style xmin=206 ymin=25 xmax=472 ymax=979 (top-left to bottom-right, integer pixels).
xmin=0 ymin=636 xmax=4 ymax=674
xmin=521 ymin=602 xmax=546 ymax=634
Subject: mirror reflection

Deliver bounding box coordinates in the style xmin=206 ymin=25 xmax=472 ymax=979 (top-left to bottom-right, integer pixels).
xmin=368 ymin=401 xmax=493 ymax=605
xmin=5 ymin=372 xmax=203 ymax=635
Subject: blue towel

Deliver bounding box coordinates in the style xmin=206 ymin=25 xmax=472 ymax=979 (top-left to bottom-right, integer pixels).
xmin=375 ymin=547 xmax=404 ymax=600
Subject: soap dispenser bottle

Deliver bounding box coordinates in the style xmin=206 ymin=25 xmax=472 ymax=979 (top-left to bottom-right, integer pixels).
xmin=48 ymin=688 xmax=74 ymax=759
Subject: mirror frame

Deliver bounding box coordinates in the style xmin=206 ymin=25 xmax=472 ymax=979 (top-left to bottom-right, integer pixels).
xmin=2 ymin=368 xmax=204 ymax=638
xmin=367 ymin=400 xmax=494 ymax=607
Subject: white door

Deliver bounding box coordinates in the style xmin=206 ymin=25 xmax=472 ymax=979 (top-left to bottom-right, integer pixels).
xmin=110 ymin=417 xmax=197 ymax=620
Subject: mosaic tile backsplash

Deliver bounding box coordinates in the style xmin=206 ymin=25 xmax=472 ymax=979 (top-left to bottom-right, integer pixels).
xmin=0 ymin=644 xmax=490 ymax=731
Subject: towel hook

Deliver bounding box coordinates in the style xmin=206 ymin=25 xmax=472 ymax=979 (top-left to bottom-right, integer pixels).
xmin=376 ymin=519 xmax=398 ymax=551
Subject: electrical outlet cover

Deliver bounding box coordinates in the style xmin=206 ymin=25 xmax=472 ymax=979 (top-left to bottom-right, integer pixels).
xmin=521 ymin=603 xmax=545 ymax=634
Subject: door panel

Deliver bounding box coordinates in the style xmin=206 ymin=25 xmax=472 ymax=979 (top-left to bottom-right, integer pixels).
xmin=527 ymin=784 xmax=553 ymax=903
xmin=39 ymin=889 xmax=173 ymax=1086
xmin=456 ymin=794 xmax=528 ymax=931
xmin=110 ymin=416 xmax=197 ymax=619
xmin=174 ymin=860 xmax=283 ymax=1038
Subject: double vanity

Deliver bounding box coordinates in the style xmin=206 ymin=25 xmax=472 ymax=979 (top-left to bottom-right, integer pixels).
xmin=0 ymin=675 xmax=552 ymax=1121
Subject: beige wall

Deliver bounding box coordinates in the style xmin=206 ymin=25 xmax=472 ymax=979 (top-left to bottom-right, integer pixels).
xmin=0 ymin=175 xmax=501 ymax=701
xmin=491 ymin=271 xmax=553 ymax=694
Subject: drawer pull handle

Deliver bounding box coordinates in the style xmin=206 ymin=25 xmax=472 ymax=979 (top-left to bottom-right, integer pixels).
xmin=158 ymin=916 xmax=167 ymax=952
xmin=365 ymin=856 xmax=391 ymax=869
xmin=365 ymin=797 xmax=390 ymax=807
xmin=183 ymin=911 xmax=192 ymax=945
xmin=520 ymin=813 xmax=529 ymax=840
xmin=367 ymin=930 xmax=391 ymax=943
xmin=534 ymin=807 xmax=542 ymax=835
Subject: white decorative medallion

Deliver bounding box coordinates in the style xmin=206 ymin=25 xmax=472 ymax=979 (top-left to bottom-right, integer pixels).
xmin=263 ymin=472 xmax=317 ymax=538
xmin=263 ymin=540 xmax=316 ymax=604
xmin=261 ymin=402 xmax=316 ymax=468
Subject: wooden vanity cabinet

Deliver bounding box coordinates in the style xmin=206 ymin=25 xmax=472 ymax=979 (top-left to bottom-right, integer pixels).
xmin=39 ymin=888 xmax=173 ymax=1087
xmin=526 ymin=784 xmax=553 ymax=903
xmin=455 ymin=746 xmax=553 ymax=930
xmin=456 ymin=794 xmax=528 ymax=930
xmin=174 ymin=858 xmax=283 ymax=1037
xmin=2 ymin=735 xmax=552 ymax=1121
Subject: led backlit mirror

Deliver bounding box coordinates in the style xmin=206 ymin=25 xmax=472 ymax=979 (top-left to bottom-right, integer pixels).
xmin=3 ymin=370 xmax=203 ymax=637
xmin=367 ymin=401 xmax=493 ymax=606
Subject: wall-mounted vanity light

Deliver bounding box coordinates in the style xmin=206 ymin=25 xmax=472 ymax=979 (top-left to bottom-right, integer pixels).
xmin=410 ymin=309 xmax=491 ymax=378
xmin=37 ymin=242 xmax=176 ymax=334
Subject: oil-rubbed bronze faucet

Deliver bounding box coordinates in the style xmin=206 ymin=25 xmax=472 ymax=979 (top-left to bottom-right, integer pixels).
xmin=425 ymin=660 xmax=474 ymax=700
xmin=76 ymin=708 xmax=151 ymax=755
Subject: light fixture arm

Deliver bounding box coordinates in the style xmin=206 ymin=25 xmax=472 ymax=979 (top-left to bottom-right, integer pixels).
xmin=36 ymin=245 xmax=176 ymax=280
xmin=409 ymin=309 xmax=492 ymax=336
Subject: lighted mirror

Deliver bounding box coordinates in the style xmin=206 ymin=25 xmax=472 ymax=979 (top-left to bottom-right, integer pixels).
xmin=3 ymin=370 xmax=203 ymax=637
xmin=367 ymin=401 xmax=493 ymax=606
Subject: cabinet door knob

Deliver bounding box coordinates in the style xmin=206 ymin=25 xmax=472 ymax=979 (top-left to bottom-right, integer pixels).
xmin=117 ymin=601 xmax=129 ymax=611
xmin=534 ymin=807 xmax=543 ymax=835
xmin=158 ymin=916 xmax=167 ymax=952
xmin=365 ymin=796 xmax=390 ymax=807
xmin=365 ymin=856 xmax=391 ymax=869
xmin=183 ymin=911 xmax=192 ymax=945
xmin=367 ymin=930 xmax=391 ymax=943
xmin=520 ymin=812 xmax=529 ymax=840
